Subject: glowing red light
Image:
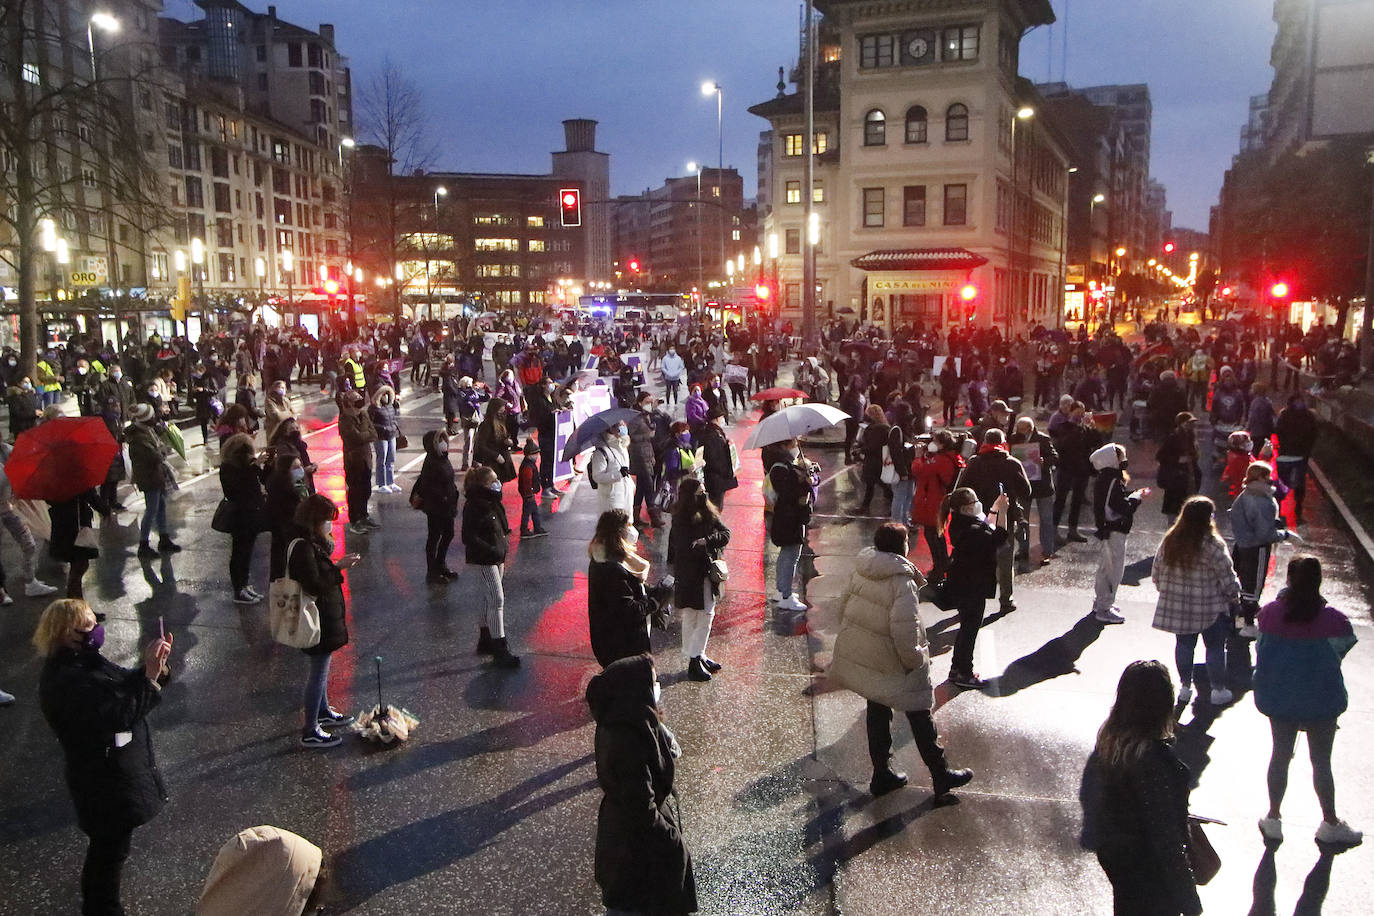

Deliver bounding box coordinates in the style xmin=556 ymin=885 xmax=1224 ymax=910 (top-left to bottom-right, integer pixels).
xmin=323 ymin=280 xmax=339 ymax=294
xmin=1163 ymin=242 xmax=1176 ymax=253
xmin=562 ymin=193 xmax=577 ymax=207
xmin=755 ymin=284 xmax=771 ymax=301
xmin=959 ymin=284 xmax=978 ymax=302
xmin=1271 ymin=282 xmax=1290 ymax=298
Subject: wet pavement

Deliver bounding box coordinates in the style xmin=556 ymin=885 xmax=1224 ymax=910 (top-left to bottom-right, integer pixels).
xmin=1 ymin=373 xmax=1372 ymax=915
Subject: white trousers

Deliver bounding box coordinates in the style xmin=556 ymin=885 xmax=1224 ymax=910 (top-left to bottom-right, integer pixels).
xmin=476 ymin=564 xmax=505 ymax=637
xmin=1092 ymin=531 xmax=1128 ymax=614
xmin=679 ymin=581 xmax=716 ymax=660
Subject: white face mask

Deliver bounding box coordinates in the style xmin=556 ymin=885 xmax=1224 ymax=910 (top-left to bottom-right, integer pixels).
xmin=487 ymin=482 xmax=502 ymax=493
xmin=962 ymin=501 xmax=984 ymax=518
xmin=927 ymin=441 xmax=940 ymax=454
xmin=651 ymin=680 xmax=662 ymax=705
xmin=436 ymin=442 xmax=449 ymax=455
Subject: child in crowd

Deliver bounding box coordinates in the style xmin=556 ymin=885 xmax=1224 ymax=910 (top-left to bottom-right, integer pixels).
xmin=517 ymin=437 xmax=547 ymax=538
xmin=1220 ymin=430 xmax=1254 ymax=500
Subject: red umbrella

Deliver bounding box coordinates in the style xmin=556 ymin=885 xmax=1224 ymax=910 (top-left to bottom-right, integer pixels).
xmin=6 ymin=417 xmax=120 ymax=502
xmin=750 ymin=387 xmax=807 ymax=402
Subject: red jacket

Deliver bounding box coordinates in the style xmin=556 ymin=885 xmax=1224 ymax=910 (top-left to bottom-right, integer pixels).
xmin=1221 ymin=449 xmax=1251 ymax=498
xmin=517 ymin=456 xmax=540 ymax=498
xmin=910 ymin=450 xmax=964 ymax=529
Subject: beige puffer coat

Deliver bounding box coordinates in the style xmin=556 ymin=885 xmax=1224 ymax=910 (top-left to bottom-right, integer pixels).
xmin=829 ymin=547 xmax=933 ymax=711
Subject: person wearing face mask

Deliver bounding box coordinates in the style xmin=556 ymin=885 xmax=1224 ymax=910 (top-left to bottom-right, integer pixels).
xmin=6 ymin=376 xmax=41 ymax=438
xmin=35 ymin=597 xmax=173 ymax=915
xmin=910 ymin=430 xmax=965 ymax=579
xmin=265 ymin=453 xmax=308 ymax=579
xmin=523 ymin=376 xmax=558 ymax=493
xmin=954 ymin=428 xmax=1031 ymax=613
xmin=1274 ymin=392 xmax=1318 ymax=524
xmin=368 ymin=385 xmax=402 ymax=493
xmin=585 ymin=652 xmax=697 ymax=916
xmin=460 ymin=466 xmax=520 ymax=667
xmin=698 ymin=408 xmax=738 ymax=511
xmin=1009 ymin=416 xmax=1060 ymax=566
xmin=337 ymin=390 xmax=379 ymax=534
xmin=34 ymin=352 xmax=63 ymax=410
xmin=412 ymin=430 xmax=461 ymax=581
xmin=940 ymin=486 xmax=1010 ymax=689
xmin=1090 ymin=443 xmax=1147 ymax=625
xmin=667 ymin=478 xmax=730 ymax=681
xmin=126 ymin=403 xmax=181 ymax=558
xmin=768 ymin=438 xmax=814 ymax=612
xmin=474 ymin=397 xmax=516 ymax=483
xmin=287 ymin=494 xmax=360 ymax=748
xmin=589 ymin=422 xmax=635 ymax=525
xmin=661 ymin=345 xmax=685 ymax=406
xmin=700 ymin=373 xmax=729 ymax=425
xmin=218 ymin=433 xmax=269 ymax=604
xmin=262 ymin=380 xmax=294 ymax=444
xmin=588 ymin=509 xmax=673 ymax=668
xmin=1229 ymin=462 xmax=1294 ymax=638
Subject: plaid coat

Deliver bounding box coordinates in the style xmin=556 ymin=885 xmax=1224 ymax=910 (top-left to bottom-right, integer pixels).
xmin=1151 ymin=536 xmax=1242 ymax=634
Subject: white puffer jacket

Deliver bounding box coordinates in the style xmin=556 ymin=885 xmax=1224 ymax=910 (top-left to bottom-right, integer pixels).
xmin=829 ymin=547 xmax=933 ymax=711
xmin=589 ymin=436 xmax=633 ymax=516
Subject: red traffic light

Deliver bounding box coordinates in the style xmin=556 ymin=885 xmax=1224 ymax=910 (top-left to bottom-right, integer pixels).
xmin=754 ymin=284 xmax=771 ymax=301
xmin=1163 ymin=242 xmax=1176 ymax=253
xmin=628 ymin=258 xmax=640 ymax=273
xmin=1271 ymin=282 xmax=1290 ymax=299
xmin=559 ymin=188 xmax=581 ymax=227
xmin=1221 ymin=286 xmax=1233 ymax=296
xmin=959 ymin=284 xmax=978 ymax=302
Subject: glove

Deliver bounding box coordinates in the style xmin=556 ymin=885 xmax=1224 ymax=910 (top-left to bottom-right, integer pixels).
xmin=620 ymin=466 xmax=631 ymax=478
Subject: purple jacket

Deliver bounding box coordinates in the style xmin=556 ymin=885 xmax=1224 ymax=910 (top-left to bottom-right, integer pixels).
xmin=1254 ymin=595 xmax=1355 ymax=722
xmin=685 ymin=393 xmax=709 ymax=427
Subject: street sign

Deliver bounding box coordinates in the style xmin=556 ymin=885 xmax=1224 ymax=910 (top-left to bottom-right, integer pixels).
xmin=70 ymin=270 xmax=102 ymax=286
xmin=70 ymin=256 xmax=108 ymax=286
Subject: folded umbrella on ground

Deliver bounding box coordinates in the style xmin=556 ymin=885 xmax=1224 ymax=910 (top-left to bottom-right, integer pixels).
xmin=559 ymin=406 xmax=639 ymax=460
xmin=744 ymin=403 xmax=849 ymax=450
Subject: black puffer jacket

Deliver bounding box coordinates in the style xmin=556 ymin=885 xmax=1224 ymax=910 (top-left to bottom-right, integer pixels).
xmin=768 ymin=461 xmax=813 ymax=547
xmin=588 ymin=550 xmax=663 ymax=668
xmin=666 ymin=512 xmax=729 ymax=609
xmin=287 ymin=532 xmax=349 ymax=656
xmin=413 ymin=430 xmax=459 ymax=517
xmin=944 ymin=513 xmax=1008 ymax=603
xmin=461 ymin=487 xmax=509 ymax=566
xmin=697 ymin=423 xmax=737 ymax=495
xmin=39 ymin=648 xmax=168 ymax=834
xmin=586 ymin=654 xmax=697 ymax=916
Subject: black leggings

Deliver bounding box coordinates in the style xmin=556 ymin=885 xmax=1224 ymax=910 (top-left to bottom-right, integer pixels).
xmin=952 ymin=598 xmax=986 ymax=676
xmin=66 ymin=556 xmax=91 ymax=599
xmin=922 ymin=525 xmax=949 ymax=573
xmin=866 ymin=701 xmax=948 ymax=779
xmin=859 ymin=478 xmax=891 ymax=510
xmin=229 ymin=530 xmax=257 ymax=591
xmin=425 ymin=512 xmax=455 ymax=572
xmin=344 ymin=462 xmax=370 ymax=523
xmin=82 ymin=827 xmax=133 ymax=916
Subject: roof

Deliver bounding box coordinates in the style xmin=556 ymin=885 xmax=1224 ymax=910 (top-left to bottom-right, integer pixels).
xmin=850 ymin=248 xmax=989 ymax=271
xmin=747 ymin=87 xmax=840 ymax=120
xmin=816 ymin=0 xmax=1054 ymax=28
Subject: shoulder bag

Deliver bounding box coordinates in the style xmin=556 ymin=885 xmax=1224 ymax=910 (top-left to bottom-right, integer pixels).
xmin=210 ymin=498 xmax=235 ymax=533
xmin=268 ymin=539 xmax=322 ymax=649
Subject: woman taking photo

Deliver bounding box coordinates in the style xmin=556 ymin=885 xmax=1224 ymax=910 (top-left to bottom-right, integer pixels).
xmin=1079 ymin=660 xmax=1201 ymax=916
xmin=369 ymin=384 xmax=401 ymax=493
xmin=1150 ymin=496 xmax=1242 ymax=706
xmin=588 ymin=509 xmax=671 ymax=668
xmin=667 ymin=478 xmax=730 ymax=682
xmin=940 ymin=486 xmax=1009 ymax=690
xmin=288 ymin=494 xmax=360 ymax=749
xmin=219 ymin=433 xmax=268 ymax=605
xmin=474 ymin=398 xmax=516 ymax=483
xmin=460 ymin=465 xmax=519 ymax=668
xmin=1253 ymin=556 xmax=1361 ymax=846
xmin=35 ymin=598 xmax=173 ymax=914
xmin=585 ymin=653 xmax=697 ymax=915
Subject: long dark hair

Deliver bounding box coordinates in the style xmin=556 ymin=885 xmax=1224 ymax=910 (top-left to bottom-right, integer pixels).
xmin=672 ymin=477 xmax=718 ymax=527
xmin=1094 ymin=660 xmax=1175 ymax=768
xmin=1282 ymin=556 xmax=1325 ymax=623
xmin=482 ymin=398 xmax=507 ymax=440
xmin=592 ymin=509 xmax=631 ymax=563
xmin=1156 ymin=496 xmax=1223 ymax=569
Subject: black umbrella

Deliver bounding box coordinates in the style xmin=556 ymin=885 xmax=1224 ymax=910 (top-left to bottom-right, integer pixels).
xmin=560 ymin=407 xmax=639 ymax=460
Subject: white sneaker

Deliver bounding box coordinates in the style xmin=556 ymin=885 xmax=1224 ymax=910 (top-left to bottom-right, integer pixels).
xmin=1209 ymin=687 xmax=1234 ymax=706
xmin=1315 ymin=819 xmax=1362 ymax=845
xmin=0 ymin=688 xmax=14 ymax=706
xmin=372 ymin=484 xmax=387 ymax=493
xmin=1177 ymin=685 xmax=1194 ymax=704
xmin=388 ymin=484 xmax=402 ymax=493
xmin=24 ymin=579 xmax=59 ymax=597
xmin=1258 ymin=817 xmax=1283 ymax=841
xmin=1094 ymin=608 xmax=1126 ymax=625
xmin=768 ymin=590 xmax=785 ymax=604
xmin=777 ymin=595 xmax=808 ymax=611
xmin=0 ymin=591 xmax=11 ymax=607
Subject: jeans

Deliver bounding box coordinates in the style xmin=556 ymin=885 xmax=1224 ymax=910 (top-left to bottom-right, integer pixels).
xmin=1267 ymin=718 xmax=1338 ymax=823
xmin=140 ymin=487 xmax=168 ymax=543
xmin=1035 ymin=496 xmax=1056 ymax=558
xmin=1092 ymin=531 xmax=1128 ymax=613
xmin=520 ymin=495 xmax=544 ymax=533
xmin=890 ymin=478 xmax=914 ymax=524
xmin=476 ymin=564 xmax=506 ymax=637
xmin=1 ymin=508 xmax=39 ymax=581
xmin=680 ymin=580 xmax=716 ymax=659
xmin=865 ymin=701 xmax=949 ymax=779
xmin=1173 ymin=614 xmax=1229 ymax=689
xmin=302 ymin=651 xmax=332 ymax=735
xmin=229 ymin=530 xmax=257 ymax=592
xmin=664 ymin=379 xmax=681 ymax=405
xmin=81 ymin=827 xmax=133 ymax=916
xmin=776 ymin=542 xmax=802 ymax=598
xmin=373 ymin=438 xmax=396 ymax=487
xmin=425 ymin=512 xmax=455 ymax=572
xmin=952 ymin=598 xmax=986 ymax=676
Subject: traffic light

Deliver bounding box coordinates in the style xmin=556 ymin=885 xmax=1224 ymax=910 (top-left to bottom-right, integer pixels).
xmin=628 ymin=258 xmax=640 ymax=273
xmin=1270 ymin=282 xmax=1290 ymax=299
xmin=1163 ymin=241 xmax=1176 ymax=254
xmin=323 ymin=279 xmax=340 ymax=296
xmin=559 ymin=188 xmax=581 ymax=227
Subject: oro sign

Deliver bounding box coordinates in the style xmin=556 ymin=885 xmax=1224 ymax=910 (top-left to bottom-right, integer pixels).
xmin=70 ymin=256 xmax=109 ymax=287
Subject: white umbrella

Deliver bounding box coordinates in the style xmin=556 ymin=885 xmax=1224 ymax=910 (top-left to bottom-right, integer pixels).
xmin=744 ymin=403 xmax=849 ymax=449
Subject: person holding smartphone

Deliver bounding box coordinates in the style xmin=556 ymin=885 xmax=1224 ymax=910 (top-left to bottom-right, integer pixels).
xmin=288 ymin=494 xmax=359 ymax=749
xmin=34 ymin=598 xmax=173 ymax=915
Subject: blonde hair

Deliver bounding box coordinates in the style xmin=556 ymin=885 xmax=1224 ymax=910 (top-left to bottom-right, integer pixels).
xmin=33 ymin=599 xmax=93 ymax=656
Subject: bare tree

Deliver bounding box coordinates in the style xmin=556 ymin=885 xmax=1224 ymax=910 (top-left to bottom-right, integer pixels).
xmin=355 ymin=57 xmax=438 ymax=322
xmin=1 ymin=0 xmax=169 ymax=377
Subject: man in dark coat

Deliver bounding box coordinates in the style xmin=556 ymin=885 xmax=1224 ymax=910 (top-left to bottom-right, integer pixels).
xmin=955 ymin=429 xmax=1031 ymax=612
xmin=1009 ymin=416 xmax=1059 ymax=566
xmin=524 ymin=376 xmax=558 ymax=493
xmin=337 ymin=391 xmax=378 ymax=533
xmin=1275 ymin=393 xmax=1319 ymax=523
xmin=586 ymin=653 xmax=698 ymax=916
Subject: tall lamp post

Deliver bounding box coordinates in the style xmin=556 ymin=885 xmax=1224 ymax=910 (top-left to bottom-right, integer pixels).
xmin=339 ymin=136 xmax=355 ymax=328
xmin=430 ymin=186 xmax=447 ymax=321
xmin=801 ymin=1 xmax=818 ymax=345
xmin=687 ymin=161 xmax=703 ymax=311
xmin=1004 ymin=105 xmax=1034 ymax=336
xmin=190 ymin=237 xmax=205 ymax=334
xmin=86 ymin=12 xmax=119 ymax=82
xmin=280 ymin=249 xmax=294 ymax=326
xmin=701 ymin=81 xmax=726 ymax=299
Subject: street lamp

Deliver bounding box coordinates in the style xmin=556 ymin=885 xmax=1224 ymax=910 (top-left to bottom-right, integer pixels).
xmin=700 ymin=81 xmax=723 ymax=174
xmin=254 ymin=256 xmax=266 ymax=294
xmin=280 ymin=248 xmax=295 ymax=324
xmin=87 ymin=12 xmax=119 ymax=83
xmin=433 ymin=185 xmax=447 ymax=223
xmin=688 ymin=161 xmax=703 ymax=307
xmin=1006 ymin=105 xmax=1035 ymax=334
xmin=190 ymin=237 xmax=205 ymax=329
xmin=40 ymin=218 xmax=57 ymax=252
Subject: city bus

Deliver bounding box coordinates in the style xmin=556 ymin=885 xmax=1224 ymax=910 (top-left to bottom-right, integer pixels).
xmin=576 ymin=292 xmax=688 ymax=322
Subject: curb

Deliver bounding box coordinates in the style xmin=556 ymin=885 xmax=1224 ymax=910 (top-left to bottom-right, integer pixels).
xmin=1308 ymin=459 xmax=1374 ymax=565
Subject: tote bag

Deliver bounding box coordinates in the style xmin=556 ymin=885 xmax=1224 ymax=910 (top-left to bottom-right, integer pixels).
xmin=268 ymin=539 xmax=322 ymax=649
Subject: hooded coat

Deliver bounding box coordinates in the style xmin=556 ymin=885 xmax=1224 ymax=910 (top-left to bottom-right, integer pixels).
xmin=412 ymin=430 xmax=459 ymax=517
xmin=337 ymin=401 xmax=377 ymax=470
xmin=461 ymin=486 xmax=510 ymax=566
xmin=197 ymin=826 xmax=321 ymax=916
xmin=368 ymin=386 xmax=400 ymax=439
xmin=910 ymin=449 xmax=964 ymax=529
xmin=1091 ymin=444 xmax=1141 ymax=536
xmin=588 ymin=544 xmax=662 ymax=668
xmin=287 ymin=531 xmax=349 ymax=656
xmin=263 ymin=392 xmax=294 ymax=444
xmin=829 ymin=548 xmax=933 ymax=711
xmin=666 ymin=509 xmax=729 ymax=609
xmin=588 ymin=435 xmax=634 ymax=516
xmin=586 ymin=655 xmax=697 ymax=915
xmin=125 ymin=420 xmax=170 ymax=492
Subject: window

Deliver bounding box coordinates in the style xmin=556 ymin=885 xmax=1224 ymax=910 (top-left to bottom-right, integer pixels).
xmin=905 ymin=106 xmax=928 ymax=144
xmin=22 ymin=63 xmax=40 ymax=85
xmin=166 ymin=145 xmax=183 ymax=169
xmin=731 ymin=229 xmax=741 ymax=241
xmin=785 ymin=228 xmax=801 ymax=254
xmin=528 ymin=239 xmax=547 ymax=252
xmin=946 ymin=103 xmax=970 ymax=142
xmin=859 ymin=34 xmax=895 ymax=69
xmin=218 ymin=256 xmax=235 ymax=283
xmin=527 ymin=216 xmax=544 ymax=227
xmin=308 ymin=44 xmax=323 ymax=69
xmin=903 ymin=186 xmax=926 ymax=226
xmin=213 ymin=183 xmax=231 ymax=213
xmin=785 ymin=133 xmax=804 ymax=157
xmin=944 ymin=184 xmax=968 ymax=225
xmin=184 ymin=176 xmax=204 ymax=208
xmin=813 ymin=181 xmax=825 ymax=203
xmin=864 ymin=109 xmax=886 ymax=146
xmin=81 ymin=167 xmax=98 ymax=189
xmin=474 ymin=238 xmax=519 ymax=251
xmin=785 ymin=180 xmax=801 ymax=204
xmin=862 ymin=187 xmax=885 ymax=227
xmin=210 ymin=147 xmax=229 ymax=178
xmin=216 ymin=217 xmax=232 ymax=248
xmin=814 ymin=131 xmax=829 ymax=154
xmin=942 ymin=25 xmax=980 ymax=61
xmin=288 ymin=43 xmax=302 ymax=67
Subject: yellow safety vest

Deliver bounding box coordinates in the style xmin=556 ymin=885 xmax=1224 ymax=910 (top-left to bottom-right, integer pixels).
xmin=343 ymin=358 xmax=365 ymax=390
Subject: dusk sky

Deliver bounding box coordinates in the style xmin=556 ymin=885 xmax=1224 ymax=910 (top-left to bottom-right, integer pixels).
xmin=190 ymin=1 xmax=1280 ymax=231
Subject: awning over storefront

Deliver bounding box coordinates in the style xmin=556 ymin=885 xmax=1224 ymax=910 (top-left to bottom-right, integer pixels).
xmin=849 ymin=248 xmax=989 ymax=272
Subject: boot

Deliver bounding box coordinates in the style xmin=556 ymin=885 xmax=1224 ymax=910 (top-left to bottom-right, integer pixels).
xmin=158 ymin=536 xmax=182 ymax=553
xmin=476 ymin=626 xmax=495 ymax=655
xmin=490 ymin=637 xmax=520 ymax=669
xmin=137 ymin=541 xmax=158 ymax=558
xmin=869 ymin=768 xmax=909 ymax=797
xmin=932 ymin=767 xmax=974 ymax=797
xmin=687 ymin=656 xmax=712 ymax=682
xmin=700 ymin=656 xmax=722 ymax=673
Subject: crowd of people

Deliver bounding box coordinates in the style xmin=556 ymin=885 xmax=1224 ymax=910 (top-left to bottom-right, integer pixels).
xmin=1 ymin=304 xmax=1365 ymax=915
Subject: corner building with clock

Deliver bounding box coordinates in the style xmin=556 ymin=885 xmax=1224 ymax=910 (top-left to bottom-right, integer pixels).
xmin=750 ymin=0 xmax=1071 ymax=335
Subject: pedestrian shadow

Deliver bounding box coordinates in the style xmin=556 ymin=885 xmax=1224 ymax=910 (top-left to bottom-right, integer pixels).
xmin=328 ymin=754 xmax=597 ymax=910
xmin=983 ymin=615 xmax=1105 ymax=698
xmin=1121 ymin=554 xmax=1155 ymax=587
xmin=1249 ymin=843 xmax=1339 ymax=916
